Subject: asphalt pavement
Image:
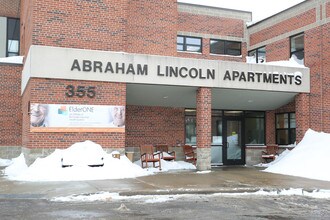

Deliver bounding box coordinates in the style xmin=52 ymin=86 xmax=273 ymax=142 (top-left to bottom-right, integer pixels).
xmin=1 ymin=166 xmax=330 ymax=199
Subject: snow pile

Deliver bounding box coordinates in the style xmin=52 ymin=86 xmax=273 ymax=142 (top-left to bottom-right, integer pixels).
xmin=255 ymin=148 xmax=291 ymax=168
xmin=3 ymin=141 xmax=196 ymax=182
xmin=0 ymin=158 xmax=13 ymax=167
xmin=265 ymin=129 xmax=330 ymax=181
xmin=0 ymin=56 xmax=23 ymax=64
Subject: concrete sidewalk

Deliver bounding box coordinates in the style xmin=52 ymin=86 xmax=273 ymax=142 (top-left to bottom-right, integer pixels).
xmin=1 ymin=166 xmax=330 ymax=199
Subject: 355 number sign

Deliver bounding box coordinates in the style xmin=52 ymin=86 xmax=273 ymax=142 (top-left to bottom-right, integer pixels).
xmin=65 ymin=85 xmax=96 ymax=98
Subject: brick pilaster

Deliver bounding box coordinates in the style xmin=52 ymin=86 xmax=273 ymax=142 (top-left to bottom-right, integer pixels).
xmin=196 ymin=87 xmax=211 ymax=170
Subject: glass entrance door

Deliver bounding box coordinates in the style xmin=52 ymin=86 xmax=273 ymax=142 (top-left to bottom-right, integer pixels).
xmin=223 ymin=118 xmax=245 ymax=165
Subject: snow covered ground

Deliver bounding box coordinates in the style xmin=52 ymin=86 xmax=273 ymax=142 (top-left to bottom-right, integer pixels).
xmin=2 ymin=140 xmax=195 ymax=182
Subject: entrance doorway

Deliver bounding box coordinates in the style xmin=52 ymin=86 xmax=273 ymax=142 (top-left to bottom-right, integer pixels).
xmin=211 ymin=111 xmax=245 ymax=166
xmin=223 ymin=117 xmax=244 ymax=165
xmin=186 ymin=109 xmax=261 ymax=166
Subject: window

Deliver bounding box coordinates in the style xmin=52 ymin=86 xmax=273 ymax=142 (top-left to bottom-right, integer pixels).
xmin=276 ymin=113 xmax=296 ymax=145
xmin=248 ymin=46 xmax=266 ymax=63
xmin=185 ymin=116 xmax=196 ymax=145
xmin=245 ymin=111 xmax=265 ymax=145
xmin=210 ymin=39 xmax=241 ymax=56
xmin=177 ymin=36 xmax=202 ymax=53
xmin=185 ymin=110 xmax=266 ymax=146
xmin=290 ymin=33 xmax=304 ymax=62
xmin=7 ymin=18 xmax=20 ymax=57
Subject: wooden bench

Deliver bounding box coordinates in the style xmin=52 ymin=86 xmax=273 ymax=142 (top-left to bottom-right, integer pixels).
xmin=261 ymin=145 xmax=279 ymax=163
xmin=183 ymin=145 xmax=196 ymax=165
xmin=155 ymin=144 xmax=176 ymax=161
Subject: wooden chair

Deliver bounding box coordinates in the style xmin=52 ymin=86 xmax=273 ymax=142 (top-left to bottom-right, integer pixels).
xmin=183 ymin=145 xmax=196 ymax=165
xmin=261 ymin=144 xmax=279 ymax=163
xmin=140 ymin=145 xmax=161 ymax=170
xmin=155 ymin=144 xmax=176 ymax=161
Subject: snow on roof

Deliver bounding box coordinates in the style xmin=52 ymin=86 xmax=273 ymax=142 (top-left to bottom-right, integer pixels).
xmin=246 ymin=54 xmax=307 ymax=68
xmin=0 ymin=56 xmax=23 ymax=64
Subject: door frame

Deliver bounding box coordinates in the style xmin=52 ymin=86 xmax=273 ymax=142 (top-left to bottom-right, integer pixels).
xmin=222 ymin=116 xmax=245 ymax=165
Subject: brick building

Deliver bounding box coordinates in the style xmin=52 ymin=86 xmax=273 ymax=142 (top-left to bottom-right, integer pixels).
xmin=0 ymin=0 xmax=327 ymax=170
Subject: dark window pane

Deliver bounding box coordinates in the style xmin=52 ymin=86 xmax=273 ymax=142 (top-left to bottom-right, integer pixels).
xmin=276 ymin=114 xmax=288 ymax=129
xmin=7 ymin=18 xmax=20 ymax=40
xmin=210 ymin=40 xmax=225 ymax=54
xmin=290 ymin=128 xmax=296 ymax=144
xmin=226 ymin=41 xmax=241 ymax=56
xmin=290 ymin=113 xmax=296 ymax=128
xmin=245 ymin=118 xmax=265 ymax=144
xmin=185 ymin=116 xmax=196 ymax=145
xmin=210 ymin=39 xmax=241 ymax=55
xmin=276 ymin=130 xmax=289 ymax=145
xmin=291 ymin=34 xmax=304 ymax=52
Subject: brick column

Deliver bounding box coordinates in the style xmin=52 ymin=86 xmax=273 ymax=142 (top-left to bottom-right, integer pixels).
xmin=196 ymin=87 xmax=212 ymax=170
xmin=265 ymin=110 xmax=275 ymax=144
xmin=295 ymin=93 xmax=310 ymax=143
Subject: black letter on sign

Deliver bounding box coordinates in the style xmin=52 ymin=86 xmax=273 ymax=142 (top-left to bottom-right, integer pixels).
xmin=223 ymin=70 xmax=231 ymax=81
xmin=83 ymin=60 xmax=92 ymax=72
xmin=295 ymin=75 xmax=302 ymax=85
xmin=71 ymin=59 xmax=81 ymax=71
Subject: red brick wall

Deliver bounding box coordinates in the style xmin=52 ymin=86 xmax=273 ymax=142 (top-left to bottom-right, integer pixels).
xmin=304 ymin=26 xmax=324 ymax=133
xmin=327 ymin=2 xmax=330 ymax=18
xmin=126 ymin=0 xmax=177 ymax=56
xmin=0 ymin=0 xmax=20 ymax=18
xmin=249 ymin=9 xmax=316 ymax=47
xmin=22 ymin=78 xmax=126 ymax=149
xmin=265 ymin=38 xmax=290 ymax=62
xmin=196 ymin=87 xmax=211 ymax=148
xmin=125 ymin=105 xmax=185 ymax=148
xmin=20 ymin=0 xmax=33 ymax=57
xmin=178 ymin=12 xmax=247 ymax=62
xmin=178 ymin=12 xmax=244 ymax=37
xmin=28 ymin=0 xmax=128 ymax=52
xmin=0 ymin=64 xmax=22 ymax=146
xmin=295 ymin=93 xmax=310 ymax=142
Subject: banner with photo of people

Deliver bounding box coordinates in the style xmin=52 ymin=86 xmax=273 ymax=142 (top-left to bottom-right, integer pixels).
xmin=30 ymin=103 xmax=125 ymax=131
